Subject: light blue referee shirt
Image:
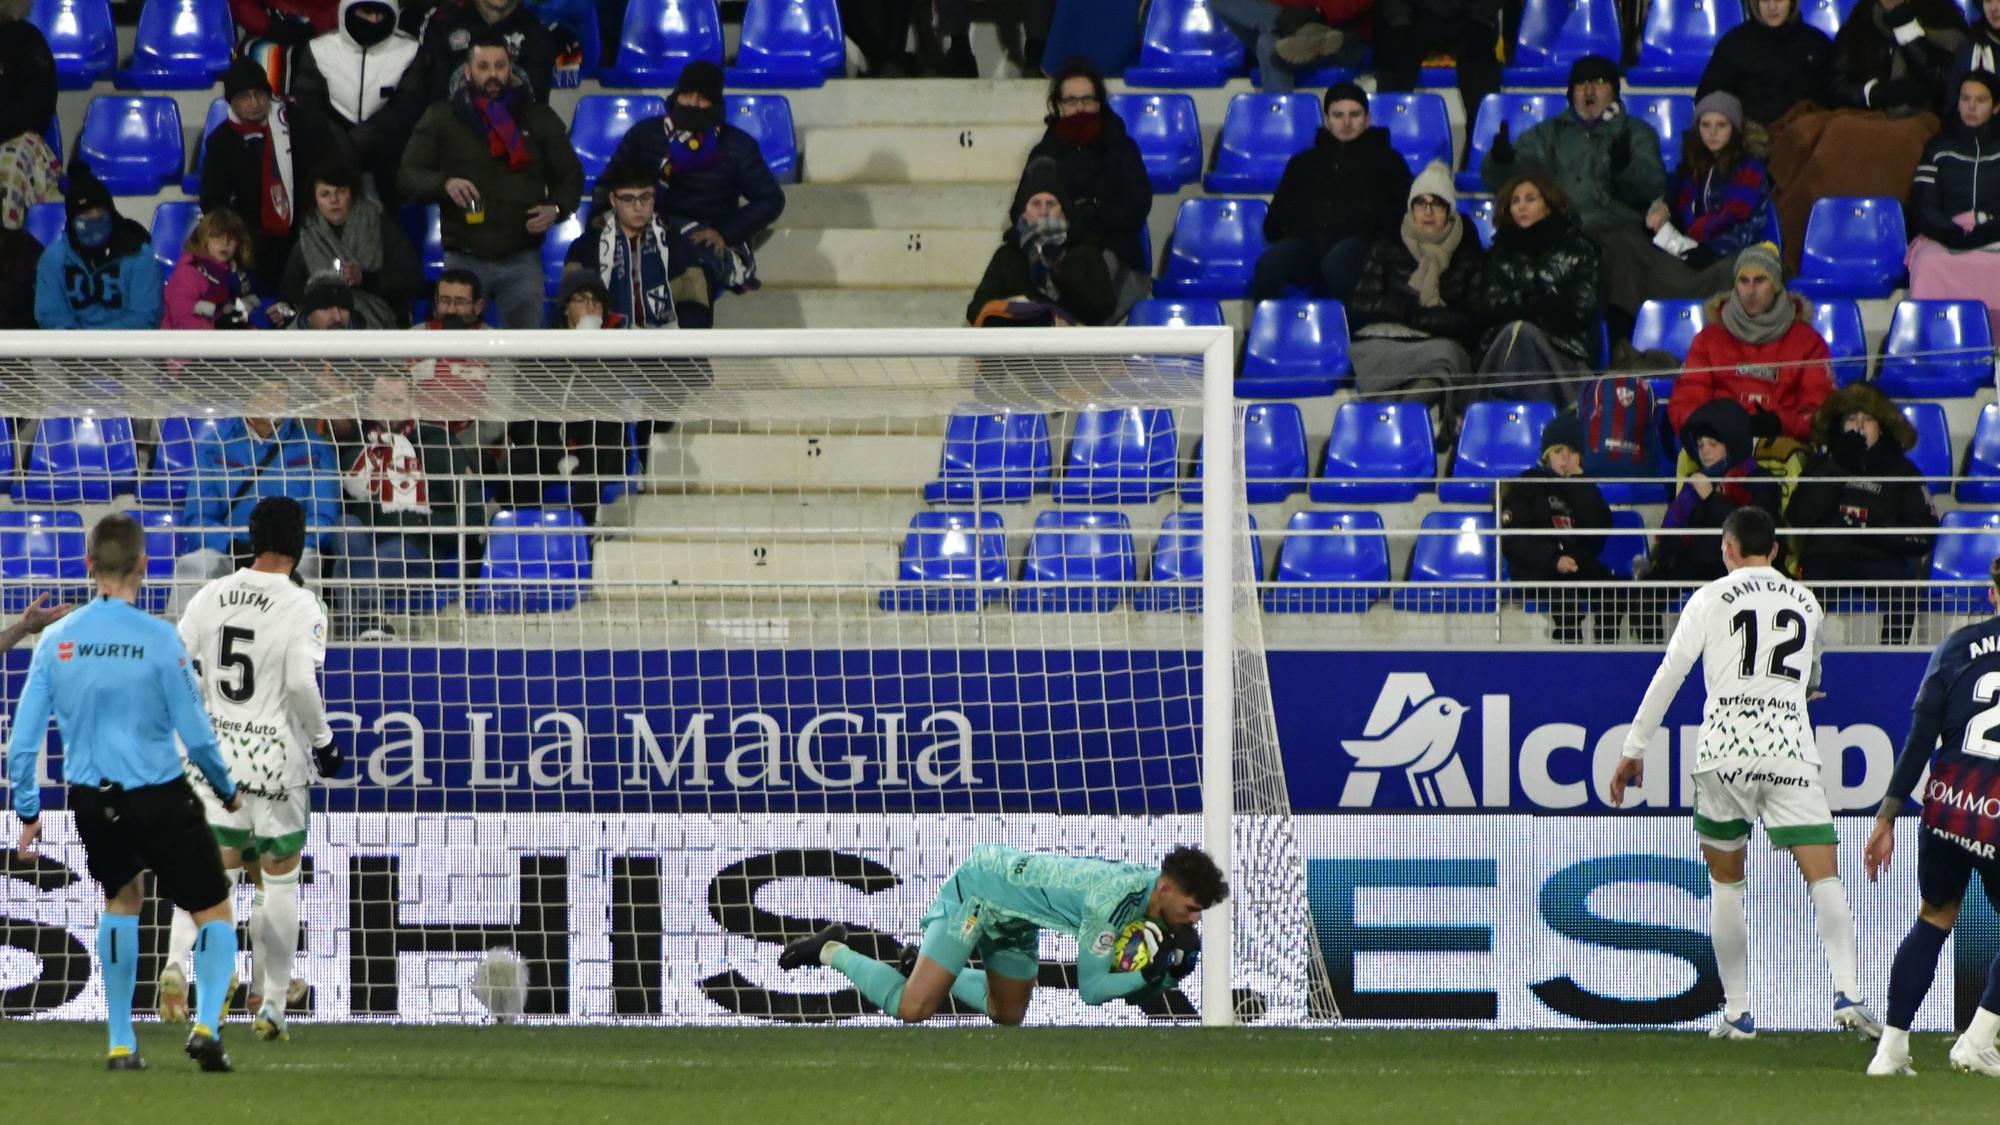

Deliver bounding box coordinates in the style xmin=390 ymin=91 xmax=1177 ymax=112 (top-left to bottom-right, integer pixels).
xmin=7 ymin=595 xmax=234 ymax=821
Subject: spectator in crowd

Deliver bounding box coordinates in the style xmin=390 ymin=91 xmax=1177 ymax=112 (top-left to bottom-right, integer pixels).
xmin=1374 ymin=0 xmax=1501 ymax=148
xmin=1348 ymin=160 xmax=1487 ymax=421
xmin=0 ymin=0 xmax=58 ymax=231
xmin=1949 ymin=0 xmax=2000 ymax=104
xmin=201 ymin=59 xmax=321 ymax=293
xmin=291 ymin=0 xmax=425 ymax=212
xmin=498 ymin=274 xmax=631 ymax=523
xmin=1024 ymin=60 xmax=1152 ymax=279
xmin=1251 ymin=82 xmax=1410 ymax=303
xmin=282 ymin=164 xmax=423 ymax=329
xmin=839 ymin=0 xmax=919 ymax=76
xmin=1906 ymin=71 xmax=2000 ymax=331
xmin=1697 ymin=0 xmax=1835 ymax=128
xmin=163 ymin=209 xmax=262 ymax=330
xmin=1833 ymin=0 xmax=1966 ymax=112
xmin=0 ymin=221 xmax=37 ymax=327
xmin=1787 ymin=383 xmax=1938 ymax=644
xmin=1209 ymin=0 xmax=1366 ymax=94
xmin=925 ymin=0 xmax=980 ymax=76
xmin=1501 ymin=414 xmax=1619 ymax=644
xmin=1596 ymin=91 xmax=1773 ymax=329
xmin=1481 ymin=56 xmax=1666 ymax=238
xmin=35 ymin=161 xmax=162 ymax=330
xmin=523 ymin=0 xmax=589 ymax=89
xmin=173 ymin=411 xmax=343 ymax=616
xmin=1634 ymin=398 xmax=1785 ymax=642
xmin=1472 ymin=170 xmax=1600 ymax=404
xmin=414 ymin=0 xmax=556 ymax=105
xmin=398 ymin=30 xmax=583 ymax=329
xmin=411 ymin=268 xmax=497 ymax=442
xmin=323 ymin=375 xmax=483 ymax=640
xmin=564 ymin=159 xmax=709 ymax=329
xmin=232 ymin=0 xmax=339 ymax=57
xmin=966 ymin=157 xmax=1115 ymax=326
xmin=597 ymin=61 xmax=784 ymax=300
xmin=553 ymin=271 xmax=620 ymax=328
xmin=292 ymin=270 xmax=356 ymax=328
xmin=1669 ymin=242 xmax=1836 ymax=444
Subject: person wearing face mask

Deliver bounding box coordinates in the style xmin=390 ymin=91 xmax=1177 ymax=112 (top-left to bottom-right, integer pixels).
xmin=201 ymin=59 xmax=329 ymax=294
xmin=1022 ymin=61 xmax=1151 ymax=277
xmin=1501 ymin=414 xmax=1620 ymax=645
xmin=1251 ymin=83 xmax=1410 ymax=303
xmin=1472 ymin=170 xmax=1599 ymax=405
xmin=281 ymin=164 xmax=423 ymax=328
xmin=1482 ymin=56 xmax=1666 ymax=237
xmin=1348 ymin=161 xmax=1488 ymax=417
xmin=34 ymin=160 xmax=162 ymax=330
xmin=1669 ymin=243 xmax=1836 ymax=445
xmin=966 ymin=157 xmax=1115 ymax=327
xmin=413 ymin=0 xmax=556 ymax=105
xmin=563 ymin=159 xmax=708 ymax=329
xmin=1787 ymin=384 xmax=1938 ymax=645
xmin=1906 ymin=72 xmax=2000 ymax=331
xmin=291 ymin=0 xmax=424 ymax=212
xmin=1698 ymin=0 xmax=1835 ymax=128
xmin=163 ymin=209 xmax=262 ymax=330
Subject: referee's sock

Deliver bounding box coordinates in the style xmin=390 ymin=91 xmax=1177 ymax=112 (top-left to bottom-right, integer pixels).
xmin=192 ymin=920 xmax=239 ymax=1036
xmin=98 ymin=913 xmax=140 ymax=1055
xmin=829 ymin=946 xmax=906 ymax=1018
xmin=949 ymin=968 xmax=990 ymax=1016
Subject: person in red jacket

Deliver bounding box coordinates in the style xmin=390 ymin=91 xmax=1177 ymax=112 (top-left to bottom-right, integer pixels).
xmin=1668 ymin=241 xmax=1836 ymax=445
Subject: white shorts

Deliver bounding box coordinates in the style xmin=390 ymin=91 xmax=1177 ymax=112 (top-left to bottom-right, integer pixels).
xmin=1690 ymin=756 xmax=1836 ymax=851
xmin=192 ymin=780 xmax=310 ymax=861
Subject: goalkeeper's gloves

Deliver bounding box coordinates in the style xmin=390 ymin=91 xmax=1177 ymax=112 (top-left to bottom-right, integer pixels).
xmin=1141 ymin=923 xmax=1201 ymax=983
xmin=313 ymin=736 xmax=345 ymax=779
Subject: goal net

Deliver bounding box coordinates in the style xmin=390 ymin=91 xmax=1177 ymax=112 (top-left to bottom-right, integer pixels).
xmin=0 ymin=328 xmax=1335 ymax=1027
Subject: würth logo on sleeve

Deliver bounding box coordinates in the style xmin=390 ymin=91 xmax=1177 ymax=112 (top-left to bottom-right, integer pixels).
xmin=56 ymin=641 xmax=72 ymax=661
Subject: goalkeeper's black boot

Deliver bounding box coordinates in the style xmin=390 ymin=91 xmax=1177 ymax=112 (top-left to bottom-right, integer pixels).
xmin=894 ymin=942 xmax=920 ymax=978
xmin=185 ymin=1027 xmax=233 ymax=1073
xmin=106 ymin=1048 xmax=146 ymax=1071
xmin=778 ymin=923 xmax=847 ymax=971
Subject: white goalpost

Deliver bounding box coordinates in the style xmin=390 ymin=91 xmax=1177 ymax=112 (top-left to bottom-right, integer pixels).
xmin=0 ymin=328 xmax=1334 ymax=1028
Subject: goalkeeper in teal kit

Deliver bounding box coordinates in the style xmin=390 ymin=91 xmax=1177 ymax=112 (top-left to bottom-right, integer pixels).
xmin=779 ymin=844 xmax=1229 ymax=1024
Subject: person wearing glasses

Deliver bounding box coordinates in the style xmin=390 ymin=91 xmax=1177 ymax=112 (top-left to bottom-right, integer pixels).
xmin=563 ymin=159 xmax=710 ymax=329
xmin=1021 ymin=60 xmax=1152 ymax=280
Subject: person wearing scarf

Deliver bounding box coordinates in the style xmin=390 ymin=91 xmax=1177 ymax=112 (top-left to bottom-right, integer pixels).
xmin=1023 ymin=60 xmax=1152 ymax=274
xmin=1669 ymin=242 xmax=1837 ymax=444
xmin=33 ymin=159 xmax=160 ymax=329
xmin=966 ymin=157 xmax=1115 ymax=326
xmin=163 ymin=209 xmax=262 ymax=329
xmin=1348 ymin=160 xmax=1487 ymax=418
xmin=200 ymin=59 xmax=310 ymax=294
xmin=282 ymin=164 xmax=424 ymax=329
xmin=563 ymin=159 xmax=712 ymax=328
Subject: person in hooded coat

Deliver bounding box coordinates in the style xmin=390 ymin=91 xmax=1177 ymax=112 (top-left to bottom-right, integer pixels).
xmin=34 ymin=160 xmax=161 ymax=329
xmin=290 ymin=0 xmax=425 ymax=212
xmin=1501 ymin=413 xmax=1621 ymax=644
xmin=966 ymin=157 xmax=1115 ymax=327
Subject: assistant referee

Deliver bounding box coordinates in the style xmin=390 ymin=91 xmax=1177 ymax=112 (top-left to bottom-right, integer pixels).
xmin=8 ymin=513 xmax=244 ymax=1073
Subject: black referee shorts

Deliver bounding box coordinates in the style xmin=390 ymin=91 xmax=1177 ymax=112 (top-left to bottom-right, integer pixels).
xmin=1917 ymin=824 xmax=2000 ymax=914
xmin=68 ymin=779 xmax=232 ymax=913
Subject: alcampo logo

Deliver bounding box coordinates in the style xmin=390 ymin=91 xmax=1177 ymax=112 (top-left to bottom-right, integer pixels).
xmin=1341 ymin=673 xmax=1471 ymax=807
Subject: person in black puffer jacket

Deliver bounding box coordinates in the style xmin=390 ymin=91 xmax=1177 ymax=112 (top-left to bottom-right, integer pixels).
xmin=1348 ymin=160 xmax=1486 ymax=412
xmin=1250 ymin=81 xmax=1411 ymax=303
xmin=1698 ymin=0 xmax=1834 ymax=127
xmin=1832 ymin=0 xmax=1967 ymax=113
xmin=1022 ymin=60 xmax=1151 ymax=274
xmin=966 ymin=157 xmax=1114 ymax=327
xmin=1502 ymin=414 xmax=1620 ymax=644
xmin=1786 ymin=383 xmax=1938 ymax=644
xmin=1906 ymin=70 xmax=2000 ymax=319
xmin=1473 ymin=169 xmax=1600 ymax=405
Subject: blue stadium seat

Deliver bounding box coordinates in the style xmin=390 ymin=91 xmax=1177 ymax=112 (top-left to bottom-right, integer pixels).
xmin=1108 ymin=93 xmax=1201 ymax=192
xmin=1182 ymin=401 xmax=1307 ymax=503
xmin=1238 ymin=298 xmax=1350 ymax=397
xmin=465 ymin=508 xmax=592 ymax=614
xmin=0 ymin=509 xmax=86 ymax=613
xmin=1263 ymin=510 xmax=1389 ymax=613
xmin=1631 ymin=298 xmax=1709 ymax=360
xmin=182 ymin=97 xmax=226 ymax=194
xmin=138 ymin=415 xmax=220 ymax=506
xmin=1124 ymin=0 xmax=1244 ymax=87
xmin=1460 ymin=93 xmax=1565 ymax=193
xmin=878 ymin=510 xmax=1007 ymax=612
xmin=1962 ymin=404 xmax=2000 ymax=503
xmin=1012 ymin=510 xmax=1136 ymax=612
xmin=923 ymin=412 xmax=1051 ymax=503
xmin=1052 ymin=407 xmax=1177 ymax=503
xmin=76 ymin=96 xmax=183 ymax=196
xmin=1204 ymin=93 xmax=1319 ymax=194
xmin=1507 ymin=0 xmax=1623 ymax=85
xmin=116 ymin=0 xmax=232 ymax=89
xmin=1310 ymin=401 xmax=1436 ymax=503
xmin=725 ymin=94 xmax=800 ymax=183
xmin=1792 ymin=196 xmax=1908 ymax=299
xmin=1899 ymin=402 xmax=1952 ymax=485
xmin=727 ymin=0 xmax=844 ymax=87
xmin=150 ymin=199 xmax=197 ymax=277
xmin=412 ymin=204 xmax=445 ymax=282
xmin=1442 ymin=401 xmax=1559 ymax=504
xmin=30 ymin=0 xmax=114 ymax=90
xmin=1156 ymin=197 xmax=1267 ymax=299
xmin=572 ymin=95 xmax=666 ymax=188
xmin=1138 ymin=511 xmax=1265 ymax=612
xmin=1394 ymin=510 xmax=1501 ymax=613
xmin=14 ymin=417 xmax=138 ymax=504
xmin=1456 ymin=197 xmax=1495 ymax=247
xmin=1810 ymin=298 xmax=1869 ymax=385
xmin=1601 ymin=509 xmax=1650 ymax=579
xmin=1879 ymin=299 xmax=1995 ymax=398
xmin=24 ymin=201 xmax=63 ymax=248
xmin=1629 ymin=0 xmax=1742 ymax=85
xmin=542 ymin=202 xmax=591 ymax=297
xmin=1931 ymin=510 xmax=2000 ymax=613
xmin=0 ymin=417 xmax=17 ymax=477
xmin=604 ymin=0 xmax=724 ymax=87
xmin=1375 ymin=92 xmax=1452 ymax=176
xmin=1126 ymin=298 xmax=1224 ymax=327
xmin=1631 ymin=93 xmax=1693 ymax=172
xmin=125 ymin=508 xmax=183 ymax=614
xmin=1800 ymin=0 xmax=1855 ymax=35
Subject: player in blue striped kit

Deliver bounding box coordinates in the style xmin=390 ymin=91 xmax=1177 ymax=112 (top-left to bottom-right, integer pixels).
xmin=8 ymin=513 xmax=244 ymax=1072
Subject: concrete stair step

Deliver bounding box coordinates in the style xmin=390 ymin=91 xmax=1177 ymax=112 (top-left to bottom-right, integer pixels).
xmin=801 ymin=125 xmax=1043 ymax=184
xmin=776 ymin=182 xmax=1016 ymax=230
xmin=756 ymin=227 xmax=999 ymax=288
xmin=787 ymin=78 xmax=1049 ymax=128
xmin=716 ymin=286 xmax=976 ymax=328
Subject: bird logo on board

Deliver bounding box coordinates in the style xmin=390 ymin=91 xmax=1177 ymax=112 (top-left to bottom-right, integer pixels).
xmin=57 ymin=642 xmax=72 ymax=661
xmin=1339 ymin=673 xmax=1472 ymax=808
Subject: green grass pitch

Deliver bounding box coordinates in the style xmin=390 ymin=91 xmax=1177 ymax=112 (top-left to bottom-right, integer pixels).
xmin=1 ymin=1022 xmax=1994 ymax=1123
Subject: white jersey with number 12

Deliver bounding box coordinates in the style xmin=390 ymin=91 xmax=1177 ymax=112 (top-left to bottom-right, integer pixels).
xmin=177 ymin=568 xmax=330 ymax=790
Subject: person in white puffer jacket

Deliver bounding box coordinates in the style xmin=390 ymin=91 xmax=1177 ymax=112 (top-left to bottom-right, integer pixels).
xmin=290 ymin=0 xmax=424 ymax=212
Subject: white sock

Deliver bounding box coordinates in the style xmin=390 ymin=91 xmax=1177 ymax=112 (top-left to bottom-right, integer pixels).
xmin=256 ymin=869 xmax=301 ymax=1008
xmin=1970 ymin=1006 xmax=2000 ymax=1049
xmin=1712 ymin=878 xmax=1750 ymax=1018
xmin=248 ymin=881 xmax=268 ymax=999
xmin=819 ymin=939 xmax=848 ymax=967
xmin=1809 ymin=877 xmax=1860 ymax=998
xmin=1879 ymin=1026 xmax=1911 ymax=1060
xmin=166 ymin=908 xmax=199 ymax=977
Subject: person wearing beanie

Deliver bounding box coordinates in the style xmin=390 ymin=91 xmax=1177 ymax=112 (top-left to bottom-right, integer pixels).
xmin=1669 ymin=242 xmax=1836 ymax=445
xmin=1251 ymin=83 xmax=1411 ymax=303
xmin=398 ymin=27 xmax=583 ymax=328
xmin=1207 ymin=0 xmax=1365 ymax=94
xmin=293 ymin=269 xmax=356 ymax=328
xmin=563 ymin=158 xmax=710 ymax=329
xmin=1698 ymin=0 xmax=1834 ymax=127
xmin=1906 ymin=71 xmax=2000 ymax=328
xmin=1373 ymin=0 xmax=1502 ymax=142
xmin=1348 ymin=159 xmax=1489 ymax=417
xmin=34 ymin=159 xmax=162 ymax=329
xmin=200 ymin=57 xmax=329 ymax=293
xmin=290 ymin=0 xmax=424 ymax=212
xmin=1500 ymin=412 xmax=1619 ymax=644
xmin=965 ymin=155 xmax=1115 ymax=326
xmin=1023 ymin=60 xmax=1153 ymax=277
xmin=1481 ymin=53 xmax=1667 ymax=236
xmin=591 ymin=59 xmax=785 ymax=303
xmin=414 ymin=0 xmax=556 ymax=104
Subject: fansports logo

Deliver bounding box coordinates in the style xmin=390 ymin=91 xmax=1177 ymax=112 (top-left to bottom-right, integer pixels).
xmin=1341 ymin=673 xmax=1472 ymax=807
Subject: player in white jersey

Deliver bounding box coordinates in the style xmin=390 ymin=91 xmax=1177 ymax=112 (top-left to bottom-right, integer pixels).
xmin=1612 ymin=507 xmax=1880 ymax=1040
xmin=160 ymin=497 xmax=342 ymax=1043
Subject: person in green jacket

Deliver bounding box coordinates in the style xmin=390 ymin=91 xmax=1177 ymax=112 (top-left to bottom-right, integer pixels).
xmin=1481 ymin=55 xmax=1666 ymax=236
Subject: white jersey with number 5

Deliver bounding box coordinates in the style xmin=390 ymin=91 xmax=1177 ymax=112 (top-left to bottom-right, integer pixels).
xmin=177 ymin=568 xmax=333 ymax=790
xmin=1623 ymin=565 xmax=1825 ymax=772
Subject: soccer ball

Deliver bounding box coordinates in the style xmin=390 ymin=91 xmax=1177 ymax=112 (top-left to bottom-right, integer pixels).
xmin=1111 ymin=920 xmax=1162 ymax=973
